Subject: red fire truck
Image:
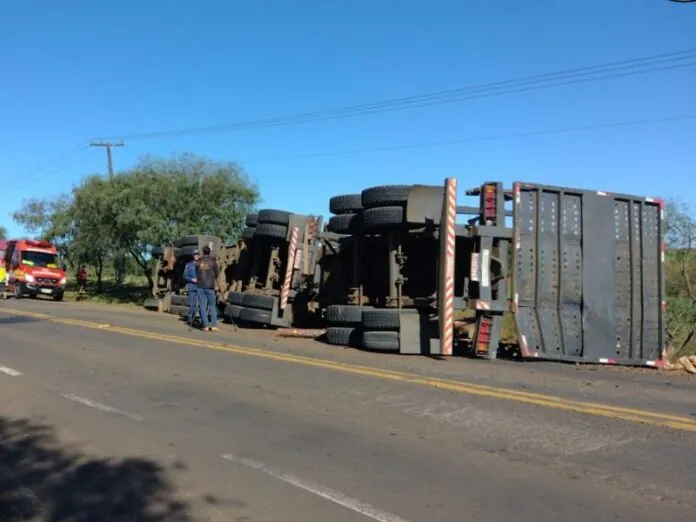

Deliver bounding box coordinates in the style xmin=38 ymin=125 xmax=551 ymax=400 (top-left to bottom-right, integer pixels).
xmin=0 ymin=239 xmax=66 ymax=301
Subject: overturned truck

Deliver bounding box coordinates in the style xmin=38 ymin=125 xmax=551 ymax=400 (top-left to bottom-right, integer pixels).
xmin=319 ymin=179 xmax=665 ymax=367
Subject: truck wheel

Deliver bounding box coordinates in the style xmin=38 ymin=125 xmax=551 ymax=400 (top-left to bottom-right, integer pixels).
xmin=53 ymin=293 xmax=64 ymax=302
xmin=361 ymin=185 xmax=411 ymax=209
xmin=258 ymin=209 xmax=291 ymax=226
xmin=362 ymin=330 xmax=399 ymax=352
xmin=329 ymin=194 xmax=363 ymax=215
xmin=170 ymin=294 xmax=188 ymax=307
xmin=226 ymin=291 xmax=245 ymax=305
xmin=327 ymin=214 xmax=361 ymax=235
xmin=325 ymin=327 xmax=361 ymax=346
xmin=242 ymin=227 xmax=256 ymax=240
xmin=326 ymin=305 xmax=366 ymax=325
xmin=245 ymin=213 xmax=258 ymax=227
xmin=255 ymin=223 xmax=288 ymax=240
xmin=362 ymin=206 xmax=404 ymax=230
xmin=362 ymin=309 xmax=400 ymax=330
xmin=170 ymin=304 xmax=190 ymax=317
xmin=242 ymin=293 xmax=276 ymax=311
xmin=239 ymin=307 xmax=272 ymax=325
xmin=224 ymin=304 xmax=244 ymax=320
xmin=14 ymin=285 xmax=22 ymax=299
xmin=177 ymin=245 xmax=200 ymax=257
xmin=151 ymin=246 xmax=165 ymax=257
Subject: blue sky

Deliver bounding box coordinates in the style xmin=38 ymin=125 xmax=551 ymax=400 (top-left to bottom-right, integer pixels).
xmin=1 ymin=0 xmax=695 ymax=237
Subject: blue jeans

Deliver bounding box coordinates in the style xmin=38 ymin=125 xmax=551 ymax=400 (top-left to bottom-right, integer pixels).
xmin=186 ymin=285 xmax=198 ymax=325
xmin=197 ymin=288 xmax=218 ymax=329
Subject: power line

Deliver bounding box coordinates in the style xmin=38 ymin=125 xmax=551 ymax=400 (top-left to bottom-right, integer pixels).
xmin=4 ymin=114 xmax=691 ymax=199
xmin=17 ymin=142 xmax=90 ymax=180
xmin=239 ymin=114 xmax=696 ymax=163
xmin=99 ymin=48 xmax=696 ymax=141
xmin=13 ymin=48 xmax=696 ymax=189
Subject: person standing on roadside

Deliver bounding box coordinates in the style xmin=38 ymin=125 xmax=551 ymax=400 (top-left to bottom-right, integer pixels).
xmin=183 ymin=250 xmax=200 ymax=327
xmin=196 ymin=245 xmax=220 ymax=332
xmin=77 ymin=265 xmax=88 ymax=299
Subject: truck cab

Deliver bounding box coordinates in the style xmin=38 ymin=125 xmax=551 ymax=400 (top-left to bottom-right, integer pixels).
xmin=2 ymin=239 xmax=66 ymax=301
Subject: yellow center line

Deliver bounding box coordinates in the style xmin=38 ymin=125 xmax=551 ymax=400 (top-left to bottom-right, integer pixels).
xmin=3 ymin=307 xmax=696 ymax=432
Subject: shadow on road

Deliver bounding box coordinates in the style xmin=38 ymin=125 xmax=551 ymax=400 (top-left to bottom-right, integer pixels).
xmin=0 ymin=416 xmax=192 ymax=521
xmin=0 ymin=315 xmax=42 ymax=326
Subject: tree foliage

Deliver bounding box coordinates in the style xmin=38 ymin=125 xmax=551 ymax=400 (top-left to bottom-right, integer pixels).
xmin=11 ymin=153 xmax=259 ymax=289
xmin=665 ymin=199 xmax=696 ymax=358
xmin=0 ymin=225 xmax=7 ymax=240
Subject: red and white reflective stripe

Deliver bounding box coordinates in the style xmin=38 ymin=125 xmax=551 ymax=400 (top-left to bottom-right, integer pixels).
xmin=476 ymin=300 xmax=491 ymax=310
xmin=598 ymin=358 xmax=617 ymax=364
xmin=279 ymin=227 xmax=299 ymax=310
xmin=518 ymin=334 xmax=530 ymax=357
xmin=440 ymin=177 xmax=457 ymax=356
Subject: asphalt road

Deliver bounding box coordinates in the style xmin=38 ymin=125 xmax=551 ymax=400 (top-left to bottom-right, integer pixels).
xmin=1 ymin=299 xmax=695 ymax=522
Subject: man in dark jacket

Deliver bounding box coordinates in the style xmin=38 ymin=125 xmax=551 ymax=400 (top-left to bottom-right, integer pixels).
xmin=183 ymin=250 xmax=200 ymax=327
xmin=196 ymin=245 xmax=220 ymax=332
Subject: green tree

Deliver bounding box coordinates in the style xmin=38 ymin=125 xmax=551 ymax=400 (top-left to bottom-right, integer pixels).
xmin=12 ymin=153 xmax=259 ymax=291
xmin=0 ymin=225 xmax=7 ymax=240
xmin=12 ymin=195 xmax=74 ymax=259
xmin=101 ymin=153 xmax=259 ymax=287
xmin=665 ymin=199 xmax=696 ymax=358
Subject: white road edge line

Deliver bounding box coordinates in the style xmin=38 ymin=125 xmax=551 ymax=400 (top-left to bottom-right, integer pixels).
xmin=222 ymin=453 xmax=414 ymax=522
xmin=0 ymin=365 xmax=22 ymax=377
xmin=59 ymin=393 xmax=145 ymax=422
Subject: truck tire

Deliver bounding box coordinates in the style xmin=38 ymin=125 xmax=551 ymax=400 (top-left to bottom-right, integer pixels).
xmin=225 ymin=304 xmax=244 ymax=320
xmin=326 ymin=305 xmax=365 ymax=325
xmin=245 ymin=213 xmax=258 ymax=227
xmin=361 ymin=185 xmax=411 ymax=209
xmin=255 ymin=223 xmax=288 ymax=240
xmin=151 ymin=246 xmax=164 ymax=257
xmin=329 ymin=194 xmax=363 ymax=215
xmin=325 ymin=327 xmax=361 ymax=347
xmin=226 ymin=291 xmax=245 ymax=306
xmin=242 ymin=293 xmax=276 ymax=311
xmin=143 ymin=298 xmax=161 ymax=311
xmin=174 ymin=235 xmax=219 ymax=248
xmin=362 ymin=206 xmax=404 ymax=230
xmin=362 ymin=330 xmax=399 ymax=351
xmin=171 ymin=294 xmax=188 ymax=307
xmin=242 ymin=227 xmax=256 ymax=240
xmin=170 ymin=304 xmax=190 ymax=317
xmin=327 ymin=214 xmax=361 ymax=235
xmin=178 ymin=245 xmax=200 ymax=257
xmin=258 ymin=209 xmax=291 ymax=226
xmin=174 ymin=235 xmax=200 ymax=247
xmin=362 ymin=309 xmax=400 ymax=330
xmin=239 ymin=307 xmax=272 ymax=325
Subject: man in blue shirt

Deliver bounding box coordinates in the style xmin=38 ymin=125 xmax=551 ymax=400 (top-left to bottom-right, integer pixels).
xmin=182 ymin=250 xmax=200 ymax=327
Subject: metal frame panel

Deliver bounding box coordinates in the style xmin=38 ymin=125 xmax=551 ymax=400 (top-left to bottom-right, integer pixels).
xmin=512 ymin=182 xmax=665 ymax=366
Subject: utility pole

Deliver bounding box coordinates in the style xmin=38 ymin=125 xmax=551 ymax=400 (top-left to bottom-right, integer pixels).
xmin=90 ymin=141 xmax=124 ymax=179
